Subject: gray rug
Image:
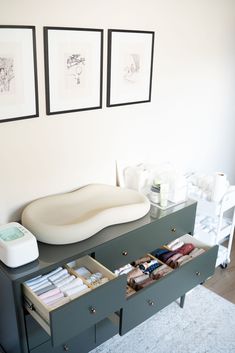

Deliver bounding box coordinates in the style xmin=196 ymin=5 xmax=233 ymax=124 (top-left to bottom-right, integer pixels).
xmin=91 ymin=286 xmax=235 ymax=353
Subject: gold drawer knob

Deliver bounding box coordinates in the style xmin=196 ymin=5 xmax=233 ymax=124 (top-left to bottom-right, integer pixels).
xmin=90 ymin=306 xmax=96 ymax=314
xmin=171 ymin=227 xmax=176 ymax=233
xmin=196 ymin=271 xmax=201 ymax=276
xmin=148 ymin=300 xmax=155 ymax=306
xmin=63 ymin=345 xmax=69 ymax=351
xmin=122 ymin=250 xmax=128 ymax=256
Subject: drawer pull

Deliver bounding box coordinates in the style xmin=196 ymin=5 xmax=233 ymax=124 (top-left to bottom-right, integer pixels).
xmin=196 ymin=271 xmax=201 ymax=276
xmin=122 ymin=250 xmax=128 ymax=256
xmin=63 ymin=344 xmax=69 ymax=351
xmin=171 ymin=227 xmax=176 ymax=233
xmin=148 ymin=300 xmax=155 ymax=306
xmin=90 ymin=306 xmax=96 ymax=314
xmin=24 ymin=298 xmax=35 ymax=312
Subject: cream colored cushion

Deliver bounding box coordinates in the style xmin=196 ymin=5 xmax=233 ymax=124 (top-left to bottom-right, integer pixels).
xmin=21 ymin=184 xmax=150 ymax=245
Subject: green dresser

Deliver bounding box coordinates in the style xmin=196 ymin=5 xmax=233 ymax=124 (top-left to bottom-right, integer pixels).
xmin=0 ymin=201 xmax=218 ymax=353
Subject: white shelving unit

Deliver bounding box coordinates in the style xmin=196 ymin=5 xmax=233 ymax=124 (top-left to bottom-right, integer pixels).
xmin=193 ymin=187 xmax=235 ymax=268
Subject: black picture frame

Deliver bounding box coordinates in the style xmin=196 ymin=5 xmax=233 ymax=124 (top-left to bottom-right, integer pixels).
xmin=107 ymin=29 xmax=155 ymax=107
xmin=44 ymin=27 xmax=103 ymax=115
xmin=0 ymin=25 xmax=39 ymax=123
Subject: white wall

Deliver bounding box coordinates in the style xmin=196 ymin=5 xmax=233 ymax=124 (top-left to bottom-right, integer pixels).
xmin=0 ymin=0 xmax=235 ymax=223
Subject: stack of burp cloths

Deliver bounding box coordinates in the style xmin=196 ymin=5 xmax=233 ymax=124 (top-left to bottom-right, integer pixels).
xmin=72 ymin=266 xmax=109 ymax=288
xmin=25 ymin=267 xmax=90 ymax=308
xmin=152 ymin=239 xmax=205 ymax=269
xmin=115 ymin=255 xmax=172 ymax=296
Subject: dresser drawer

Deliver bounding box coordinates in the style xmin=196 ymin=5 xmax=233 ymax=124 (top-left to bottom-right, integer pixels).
xmin=120 ymin=234 xmax=218 ymax=334
xmin=25 ymin=315 xmax=50 ymax=350
xmin=30 ymin=326 xmax=95 ymax=353
xmin=95 ymin=204 xmax=196 ymax=270
xmin=23 ymin=256 xmax=126 ymax=347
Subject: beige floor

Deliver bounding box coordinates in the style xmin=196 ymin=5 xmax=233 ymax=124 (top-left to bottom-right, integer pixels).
xmin=204 ymin=237 xmax=235 ymax=304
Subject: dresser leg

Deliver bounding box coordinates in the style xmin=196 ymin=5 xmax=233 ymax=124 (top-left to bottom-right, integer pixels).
xmin=180 ymin=294 xmax=186 ymax=308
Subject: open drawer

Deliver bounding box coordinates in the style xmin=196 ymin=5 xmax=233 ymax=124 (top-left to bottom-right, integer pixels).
xmin=23 ymin=256 xmax=126 ymax=347
xmin=95 ymin=203 xmax=196 ymax=271
xmin=120 ymin=234 xmax=218 ymax=334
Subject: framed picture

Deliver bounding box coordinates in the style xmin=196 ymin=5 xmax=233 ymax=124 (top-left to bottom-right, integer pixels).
xmin=107 ymin=29 xmax=155 ymax=107
xmin=0 ymin=25 xmax=39 ymax=123
xmin=44 ymin=27 xmax=103 ymax=115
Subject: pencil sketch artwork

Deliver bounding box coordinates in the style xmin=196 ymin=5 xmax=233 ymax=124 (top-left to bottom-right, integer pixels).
xmin=66 ymin=53 xmax=85 ymax=86
xmin=0 ymin=57 xmax=14 ymax=93
xmin=123 ymin=53 xmax=140 ymax=83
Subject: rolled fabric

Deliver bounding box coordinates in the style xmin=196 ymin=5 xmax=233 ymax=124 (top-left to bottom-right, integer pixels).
xmin=166 ymin=253 xmax=183 ymax=267
xmin=51 ymin=273 xmax=70 ymax=285
xmin=60 ymin=278 xmax=84 ymax=293
xmin=152 ymin=267 xmax=172 ymax=280
xmin=175 ymin=255 xmax=192 ymax=268
xmin=86 ymin=272 xmax=103 ymax=285
xmin=74 ymin=266 xmax=92 ymax=278
xmin=132 ymin=256 xmax=152 ymax=266
xmin=39 ymin=287 xmax=61 ymax=300
xmin=127 ymin=268 xmax=143 ymax=283
xmin=91 ymin=277 xmax=109 ymax=288
xmin=115 ymin=264 xmax=134 ymax=276
xmin=139 ymin=259 xmax=158 ymax=271
xmin=136 ymin=277 xmax=155 ymax=290
xmin=131 ymin=273 xmax=149 ymax=285
xmin=27 ymin=267 xmax=63 ymax=287
xmin=35 ymin=284 xmax=56 ymax=296
xmin=166 ymin=239 xmax=180 ymax=249
xmin=53 ymin=274 xmax=70 ymax=284
xmin=64 ymin=284 xmax=89 ymax=297
xmin=29 ymin=279 xmax=51 ymax=291
xmin=189 ymin=248 xmax=205 ymax=258
xmin=43 ymin=267 xmax=63 ymax=279
xmin=143 ymin=262 xmax=161 ymax=274
xmin=25 ymin=275 xmax=42 ymax=285
xmin=177 ymin=243 xmax=195 ymax=256
xmin=167 ymin=240 xmax=185 ymax=251
xmin=54 ymin=275 xmax=76 ymax=288
xmin=151 ymin=248 xmax=169 ymax=258
xmin=49 ymin=269 xmax=68 ymax=283
xmin=151 ymin=264 xmax=168 ymax=276
xmin=159 ymin=250 xmax=179 ymax=263
xmin=42 ymin=292 xmax=64 ymax=305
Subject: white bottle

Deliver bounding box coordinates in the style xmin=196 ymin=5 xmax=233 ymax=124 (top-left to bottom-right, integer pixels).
xmin=160 ymin=183 xmax=169 ymax=208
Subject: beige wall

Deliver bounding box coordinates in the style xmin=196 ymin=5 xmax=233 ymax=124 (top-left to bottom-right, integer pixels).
xmin=0 ymin=0 xmax=235 ymax=222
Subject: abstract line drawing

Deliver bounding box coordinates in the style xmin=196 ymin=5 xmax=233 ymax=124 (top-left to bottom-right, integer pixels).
xmin=123 ymin=53 xmax=140 ymax=83
xmin=44 ymin=27 xmax=103 ymax=115
xmin=0 ymin=57 xmax=14 ymax=93
xmin=0 ymin=25 xmax=39 ymax=123
xmin=66 ymin=54 xmax=85 ymax=85
xmin=107 ymin=29 xmax=154 ymax=107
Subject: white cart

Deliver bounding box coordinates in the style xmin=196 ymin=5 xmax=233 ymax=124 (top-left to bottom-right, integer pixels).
xmin=194 ymin=187 xmax=235 ymax=268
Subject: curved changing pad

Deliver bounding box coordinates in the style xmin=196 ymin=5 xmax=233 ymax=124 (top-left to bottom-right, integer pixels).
xmin=21 ymin=184 xmax=150 ymax=245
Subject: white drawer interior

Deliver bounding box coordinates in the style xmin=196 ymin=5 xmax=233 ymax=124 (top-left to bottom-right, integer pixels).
xmin=171 ymin=233 xmax=211 ymax=250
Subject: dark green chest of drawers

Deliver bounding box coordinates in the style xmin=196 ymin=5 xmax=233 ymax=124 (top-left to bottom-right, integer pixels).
xmin=0 ymin=201 xmax=218 ymax=353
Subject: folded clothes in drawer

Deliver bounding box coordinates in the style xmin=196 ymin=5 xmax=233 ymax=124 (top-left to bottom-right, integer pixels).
xmin=115 ymin=254 xmax=173 ymax=298
xmin=24 ymin=266 xmax=90 ymax=310
xmin=23 ymin=255 xmax=126 ymax=347
xmin=66 ymin=256 xmax=113 ymax=289
xmin=151 ymin=234 xmax=206 ymax=269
